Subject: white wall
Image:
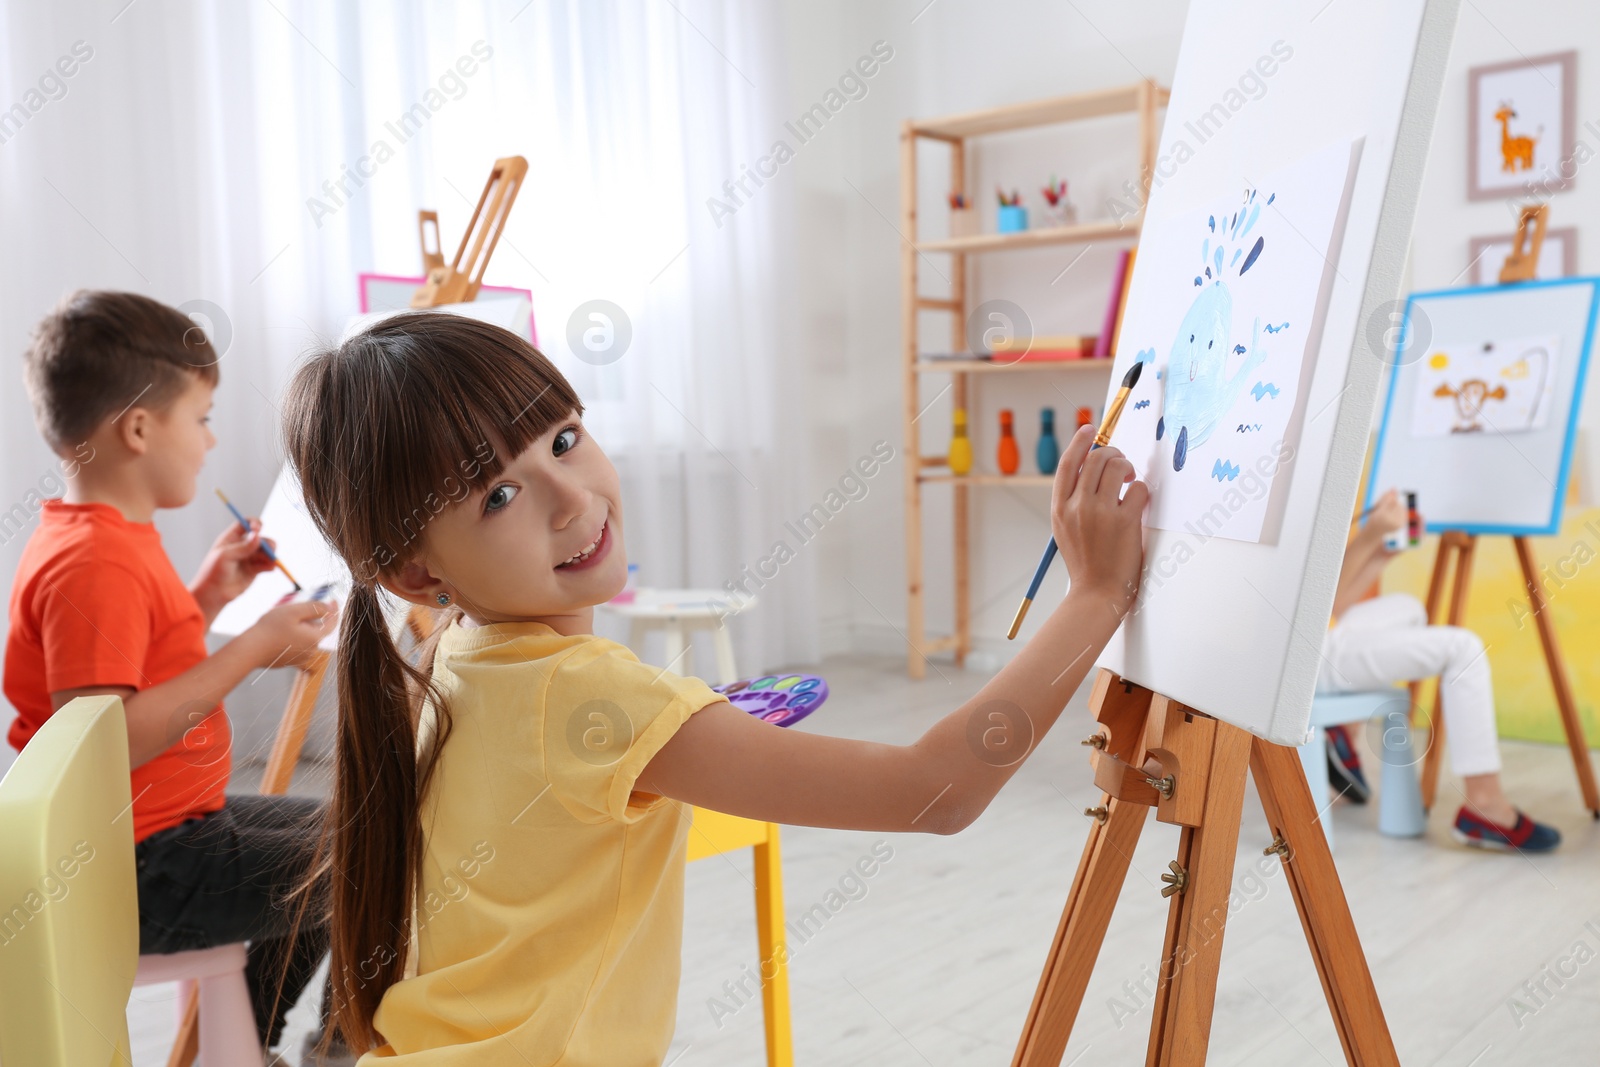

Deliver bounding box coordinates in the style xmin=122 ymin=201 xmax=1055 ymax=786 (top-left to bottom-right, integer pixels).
xmin=805 ymin=0 xmax=1600 ymax=666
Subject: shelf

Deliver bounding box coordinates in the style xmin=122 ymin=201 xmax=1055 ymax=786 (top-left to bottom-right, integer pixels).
xmin=908 ymin=83 xmax=1171 ymax=140
xmin=918 ymin=217 xmax=1139 ymax=254
xmin=916 ymin=358 xmax=1114 ymax=374
xmin=919 ymin=473 xmax=1054 ymax=486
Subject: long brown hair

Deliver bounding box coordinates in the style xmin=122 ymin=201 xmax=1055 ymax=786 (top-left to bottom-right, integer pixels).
xmin=278 ymin=312 xmax=582 ymax=1051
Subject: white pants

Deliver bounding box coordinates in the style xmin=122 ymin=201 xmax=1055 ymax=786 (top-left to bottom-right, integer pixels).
xmin=1317 ymin=593 xmax=1501 ymax=777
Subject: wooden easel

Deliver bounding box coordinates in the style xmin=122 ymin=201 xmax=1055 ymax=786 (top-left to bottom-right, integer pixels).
xmin=1013 ymin=670 xmax=1398 ymax=1066
xmin=410 ymin=156 xmax=528 ymax=308
xmin=1404 ymin=211 xmax=1600 ymax=818
xmin=165 ymin=610 xmax=436 ymax=1067
xmin=1410 ymin=531 xmax=1600 ymax=816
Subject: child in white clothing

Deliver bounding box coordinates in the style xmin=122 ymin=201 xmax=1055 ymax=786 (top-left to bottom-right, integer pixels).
xmin=1319 ymin=489 xmax=1560 ymax=852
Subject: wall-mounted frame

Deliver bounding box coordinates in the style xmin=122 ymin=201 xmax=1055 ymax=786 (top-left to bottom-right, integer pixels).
xmin=1469 ymin=225 xmax=1578 ymax=286
xmin=1467 ymin=50 xmax=1577 ymax=202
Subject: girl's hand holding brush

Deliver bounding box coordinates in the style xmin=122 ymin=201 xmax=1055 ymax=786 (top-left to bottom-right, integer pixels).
xmin=1050 ymin=424 xmax=1148 ymax=620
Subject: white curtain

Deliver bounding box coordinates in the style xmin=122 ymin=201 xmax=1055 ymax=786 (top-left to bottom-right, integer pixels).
xmin=0 ymin=0 xmax=819 ymax=761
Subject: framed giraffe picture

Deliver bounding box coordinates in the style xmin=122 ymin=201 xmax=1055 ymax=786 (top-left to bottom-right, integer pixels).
xmin=1467 ymin=50 xmax=1577 ymax=201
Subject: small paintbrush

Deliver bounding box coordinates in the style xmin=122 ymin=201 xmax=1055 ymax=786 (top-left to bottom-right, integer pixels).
xmin=1008 ymin=359 xmax=1144 ymax=639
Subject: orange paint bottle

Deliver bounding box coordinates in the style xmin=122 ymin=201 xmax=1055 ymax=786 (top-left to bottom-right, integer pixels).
xmin=998 ymin=409 xmax=1019 ymax=475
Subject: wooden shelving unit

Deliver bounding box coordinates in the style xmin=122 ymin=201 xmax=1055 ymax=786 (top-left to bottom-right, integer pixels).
xmin=899 ymin=80 xmax=1168 ymax=679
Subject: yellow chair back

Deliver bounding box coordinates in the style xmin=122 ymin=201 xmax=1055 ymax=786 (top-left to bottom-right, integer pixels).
xmin=0 ymin=696 xmax=138 ymax=1067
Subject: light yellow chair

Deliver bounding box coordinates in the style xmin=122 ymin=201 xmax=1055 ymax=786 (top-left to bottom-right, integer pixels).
xmin=0 ymin=696 xmax=262 ymax=1067
xmin=687 ymin=808 xmax=793 ymax=1067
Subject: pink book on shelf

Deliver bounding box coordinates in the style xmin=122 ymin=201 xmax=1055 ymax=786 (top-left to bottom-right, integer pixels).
xmin=1093 ymin=249 xmax=1131 ymax=359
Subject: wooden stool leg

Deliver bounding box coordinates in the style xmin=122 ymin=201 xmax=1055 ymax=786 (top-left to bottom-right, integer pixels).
xmin=753 ymin=828 xmax=794 ymax=1067
xmin=711 ymin=623 xmax=739 ymax=686
xmin=1250 ymin=738 xmax=1399 ymax=1066
xmin=1012 ymin=796 xmax=1151 ymax=1066
xmin=662 ymin=624 xmax=688 ymax=676
xmin=1145 ymin=723 xmax=1252 ymax=1067
xmin=1513 ymin=537 xmax=1600 ymax=815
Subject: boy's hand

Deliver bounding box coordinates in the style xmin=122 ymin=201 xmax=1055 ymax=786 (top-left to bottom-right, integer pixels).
xmin=244 ymin=599 xmax=340 ymax=669
xmin=1051 ymin=425 xmax=1149 ymax=617
xmin=190 ymin=520 xmax=279 ymax=620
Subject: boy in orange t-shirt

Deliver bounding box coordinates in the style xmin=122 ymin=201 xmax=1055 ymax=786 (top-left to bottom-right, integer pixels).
xmin=5 ymin=291 xmax=341 ymax=1057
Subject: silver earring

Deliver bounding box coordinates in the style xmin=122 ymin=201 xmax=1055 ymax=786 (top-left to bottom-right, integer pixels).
xmin=436 ymin=593 xmax=451 ymax=606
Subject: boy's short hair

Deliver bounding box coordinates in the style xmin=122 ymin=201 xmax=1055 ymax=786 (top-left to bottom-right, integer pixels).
xmin=24 ymin=290 xmax=219 ymax=453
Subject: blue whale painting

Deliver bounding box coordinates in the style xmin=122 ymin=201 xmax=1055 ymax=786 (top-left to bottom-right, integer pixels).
xmin=1151 ymin=195 xmax=1277 ymax=472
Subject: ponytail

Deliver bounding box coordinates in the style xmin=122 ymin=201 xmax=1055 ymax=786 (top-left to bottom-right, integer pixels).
xmin=288 ymin=585 xmax=456 ymax=1055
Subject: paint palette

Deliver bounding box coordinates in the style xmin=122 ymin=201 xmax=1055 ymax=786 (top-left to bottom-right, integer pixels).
xmin=712 ymin=673 xmax=829 ymax=728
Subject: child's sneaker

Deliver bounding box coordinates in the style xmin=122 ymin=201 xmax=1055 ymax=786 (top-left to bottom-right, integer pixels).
xmin=1324 ymin=724 xmax=1369 ymax=804
xmin=1452 ymin=807 xmax=1562 ymax=853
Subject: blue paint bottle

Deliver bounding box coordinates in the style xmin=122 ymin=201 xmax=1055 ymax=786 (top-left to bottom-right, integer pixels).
xmin=1036 ymin=407 xmax=1060 ymax=475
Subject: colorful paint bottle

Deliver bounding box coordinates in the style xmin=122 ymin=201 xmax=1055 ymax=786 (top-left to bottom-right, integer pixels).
xmin=1036 ymin=408 xmax=1060 ymax=474
xmin=949 ymin=408 xmax=973 ymax=475
xmin=1407 ymin=491 xmax=1420 ymax=546
xmin=997 ymin=409 xmax=1019 ymax=475
xmin=1076 ymin=406 xmax=1093 ymax=430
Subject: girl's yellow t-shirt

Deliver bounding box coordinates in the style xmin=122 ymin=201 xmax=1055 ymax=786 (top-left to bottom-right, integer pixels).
xmin=361 ymin=618 xmax=725 ymax=1066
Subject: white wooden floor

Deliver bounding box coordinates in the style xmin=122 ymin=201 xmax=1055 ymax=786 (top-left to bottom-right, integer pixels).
xmin=129 ymin=654 xmax=1600 ymax=1066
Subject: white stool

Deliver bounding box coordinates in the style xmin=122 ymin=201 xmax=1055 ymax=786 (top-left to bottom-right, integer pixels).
xmin=135 ymin=943 xmax=262 ymax=1066
xmin=1298 ymin=690 xmax=1427 ymax=851
xmin=598 ymin=588 xmax=756 ymax=685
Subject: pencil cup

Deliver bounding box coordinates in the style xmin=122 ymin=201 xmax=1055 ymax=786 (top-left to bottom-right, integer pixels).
xmin=997 ymin=205 xmax=1028 ymax=233
xmin=950 ymin=207 xmax=977 ymax=238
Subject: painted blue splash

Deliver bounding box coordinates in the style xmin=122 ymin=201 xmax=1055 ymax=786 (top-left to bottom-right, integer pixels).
xmin=1236 ymin=423 xmax=1262 ymax=432
xmin=1202 ymin=238 xmax=1210 ymax=264
xmin=1239 ymin=236 xmax=1265 ymax=275
xmin=1208 ymin=214 xmax=1216 ymax=232
xmin=1250 ymin=381 xmax=1280 ymax=401
xmin=1263 ymin=322 xmax=1290 ymax=334
xmin=1134 ymin=399 xmax=1151 ymax=409
xmin=1214 ymin=247 xmax=1223 ymax=276
xmin=1230 ymin=248 xmax=1242 ymax=268
xmin=1205 ymin=267 xmax=1212 ymax=279
xmin=1238 ymin=202 xmax=1262 ymax=241
xmin=1268 ymin=192 xmax=1275 ymax=204
xmin=1194 ymin=276 xmax=1203 ymax=286
xmin=1211 ymin=459 xmax=1241 ymax=482
xmin=1232 ymin=344 xmax=1246 ymax=354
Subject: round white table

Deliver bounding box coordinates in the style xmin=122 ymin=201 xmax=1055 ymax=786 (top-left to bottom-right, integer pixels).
xmin=597 ymin=588 xmax=757 ymax=684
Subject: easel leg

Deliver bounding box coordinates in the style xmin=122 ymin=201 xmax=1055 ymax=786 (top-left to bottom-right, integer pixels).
xmin=1513 ymin=537 xmax=1600 ymax=815
xmin=1011 ymin=797 xmax=1151 ymax=1067
xmin=1145 ymin=722 xmax=1252 ymax=1067
xmin=1251 ymin=739 xmax=1399 ymax=1066
xmin=1421 ymin=534 xmax=1475 ymax=811
xmin=1409 ymin=532 xmax=1456 ymax=730
xmin=171 ymin=652 xmax=332 ymax=1067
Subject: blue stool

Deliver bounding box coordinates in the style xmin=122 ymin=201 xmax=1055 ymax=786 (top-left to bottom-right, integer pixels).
xmin=1297 ymin=690 xmax=1427 ymax=851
